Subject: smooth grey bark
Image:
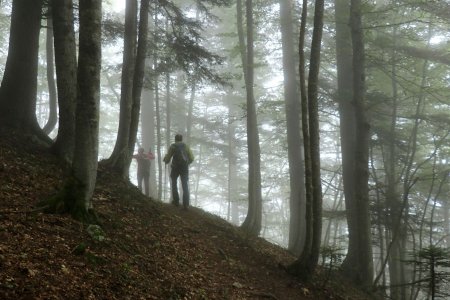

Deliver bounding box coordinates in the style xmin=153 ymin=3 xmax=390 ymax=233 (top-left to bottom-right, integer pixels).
xmin=107 ymin=0 xmax=137 ymax=177
xmin=155 ymin=78 xmax=164 ymax=201
xmin=51 ymin=0 xmax=77 ymax=163
xmin=129 ymin=0 xmax=149 ymax=153
xmin=227 ymin=95 xmax=239 ymax=225
xmin=67 ymin=0 xmax=102 ymax=219
xmin=150 ymin=10 xmax=163 ymax=201
xmin=239 ymin=0 xmax=263 ymax=236
xmin=340 ymin=0 xmax=373 ymax=288
xmin=280 ymin=0 xmax=306 ymax=256
xmin=385 ymin=26 xmax=405 ymax=300
xmin=335 ymin=0 xmax=366 ymax=284
xmin=288 ymin=0 xmax=324 ymax=280
xmin=175 ymin=72 xmax=187 ymax=135
xmin=127 ymin=0 xmax=151 ymax=197
xmin=141 ymin=80 xmax=157 ymax=198
xmin=186 ymin=83 xmax=195 ymax=144
xmin=0 ymin=0 xmax=44 ymax=135
xmin=42 ymin=16 xmax=57 ymax=135
xmin=165 ymin=72 xmax=171 ymax=148
xmin=305 ymin=0 xmax=324 ymax=273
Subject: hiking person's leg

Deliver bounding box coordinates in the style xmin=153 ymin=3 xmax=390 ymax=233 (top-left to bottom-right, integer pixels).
xmin=180 ymin=167 xmax=189 ymax=209
xmin=137 ymin=171 xmax=144 ymax=193
xmin=170 ymin=168 xmax=180 ymax=206
xmin=144 ymin=172 xmax=150 ymax=196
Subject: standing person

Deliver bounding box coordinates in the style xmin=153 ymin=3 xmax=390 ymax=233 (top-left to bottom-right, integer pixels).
xmin=163 ymin=134 xmax=194 ymax=209
xmin=132 ymin=147 xmax=155 ymax=196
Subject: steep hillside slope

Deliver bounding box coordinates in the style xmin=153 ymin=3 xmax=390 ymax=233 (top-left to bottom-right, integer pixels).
xmin=0 ymin=130 xmax=373 ymax=299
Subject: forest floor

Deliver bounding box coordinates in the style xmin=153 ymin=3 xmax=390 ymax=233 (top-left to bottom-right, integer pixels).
xmin=0 ymin=129 xmax=377 ymax=300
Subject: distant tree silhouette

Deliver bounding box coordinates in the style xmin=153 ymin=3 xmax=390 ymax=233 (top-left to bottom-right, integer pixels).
xmin=336 ymin=0 xmax=373 ymax=288
xmin=238 ymin=0 xmax=263 ymax=236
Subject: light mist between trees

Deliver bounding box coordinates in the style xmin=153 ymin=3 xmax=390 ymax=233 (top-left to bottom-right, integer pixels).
xmin=1 ymin=0 xmax=450 ymax=297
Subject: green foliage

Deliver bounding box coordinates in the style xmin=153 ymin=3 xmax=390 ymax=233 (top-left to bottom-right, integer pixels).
xmin=147 ymin=0 xmax=230 ymax=86
xmin=406 ymin=246 xmax=450 ymax=299
xmin=320 ymin=246 xmax=344 ymax=287
xmin=86 ymin=224 xmax=106 ymax=242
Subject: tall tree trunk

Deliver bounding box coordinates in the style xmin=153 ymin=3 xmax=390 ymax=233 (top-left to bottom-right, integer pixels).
xmin=341 ymin=0 xmax=374 ymax=288
xmin=42 ymin=0 xmax=102 ymax=221
xmin=142 ymin=82 xmax=157 ymax=198
xmin=51 ymin=0 xmax=77 ymax=163
xmin=107 ymin=0 xmax=137 ymax=177
xmin=288 ymin=0 xmax=324 ymax=280
xmin=165 ymin=72 xmax=171 ymax=148
xmin=0 ymin=0 xmax=45 ymax=137
xmin=155 ymin=78 xmax=164 ymax=201
xmin=306 ymin=0 xmax=324 ymax=273
xmin=43 ymin=15 xmax=58 ymax=135
xmin=150 ymin=8 xmax=163 ymax=201
xmin=280 ymin=0 xmax=306 ymax=256
xmin=227 ymin=95 xmax=239 ymax=225
xmin=129 ymin=0 xmax=150 ymax=194
xmin=239 ymin=0 xmax=262 ymax=236
xmin=129 ymin=0 xmax=149 ymax=149
xmin=334 ymin=0 xmax=356 ymax=265
xmin=186 ymin=83 xmax=195 ymax=144
xmin=386 ymin=26 xmax=404 ymax=300
xmin=68 ymin=0 xmax=102 ymax=218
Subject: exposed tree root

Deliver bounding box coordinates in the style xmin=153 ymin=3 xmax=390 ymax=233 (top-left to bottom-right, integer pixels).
xmin=38 ymin=178 xmax=98 ymax=224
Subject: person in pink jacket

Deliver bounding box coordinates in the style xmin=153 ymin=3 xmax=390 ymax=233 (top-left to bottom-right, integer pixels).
xmin=132 ymin=147 xmax=155 ymax=196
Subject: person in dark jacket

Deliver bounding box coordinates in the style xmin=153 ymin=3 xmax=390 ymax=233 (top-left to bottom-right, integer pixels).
xmin=132 ymin=147 xmax=155 ymax=196
xmin=163 ymin=134 xmax=194 ymax=209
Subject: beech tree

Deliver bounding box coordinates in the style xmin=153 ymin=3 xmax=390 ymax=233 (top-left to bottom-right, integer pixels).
xmin=42 ymin=0 xmax=102 ymax=221
xmin=105 ymin=0 xmax=138 ymax=178
xmin=238 ymin=0 xmax=263 ymax=236
xmin=42 ymin=15 xmax=57 ymax=135
xmin=288 ymin=0 xmax=324 ymax=280
xmin=335 ymin=0 xmax=373 ymax=288
xmin=50 ymin=0 xmax=77 ymax=163
xmin=0 ymin=0 xmax=46 ymax=140
xmin=279 ymin=0 xmax=306 ymax=256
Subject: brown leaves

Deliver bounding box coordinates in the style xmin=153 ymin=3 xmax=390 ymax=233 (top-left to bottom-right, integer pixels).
xmin=0 ymin=131 xmax=371 ymax=300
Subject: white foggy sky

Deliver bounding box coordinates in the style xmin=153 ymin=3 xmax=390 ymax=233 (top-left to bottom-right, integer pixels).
xmin=111 ymin=0 xmax=125 ymax=12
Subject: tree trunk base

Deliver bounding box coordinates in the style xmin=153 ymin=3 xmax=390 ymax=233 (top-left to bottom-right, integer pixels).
xmin=286 ymin=257 xmax=314 ymax=282
xmin=38 ymin=179 xmax=98 ymax=224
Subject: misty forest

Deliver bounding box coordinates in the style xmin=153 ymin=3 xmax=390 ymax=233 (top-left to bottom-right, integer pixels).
xmin=1 ymin=0 xmax=450 ymax=299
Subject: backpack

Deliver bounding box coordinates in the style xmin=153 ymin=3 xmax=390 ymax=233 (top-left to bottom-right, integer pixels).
xmin=172 ymin=143 xmax=189 ymax=168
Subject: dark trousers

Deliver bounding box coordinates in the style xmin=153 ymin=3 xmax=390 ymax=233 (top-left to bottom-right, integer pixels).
xmin=137 ymin=172 xmax=150 ymax=196
xmin=170 ymin=166 xmax=189 ymax=207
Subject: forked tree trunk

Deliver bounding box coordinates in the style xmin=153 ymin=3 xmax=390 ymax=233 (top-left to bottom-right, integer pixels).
xmin=288 ymin=0 xmax=324 ymax=280
xmin=280 ymin=0 xmax=306 ymax=256
xmin=42 ymin=0 xmax=102 ymax=221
